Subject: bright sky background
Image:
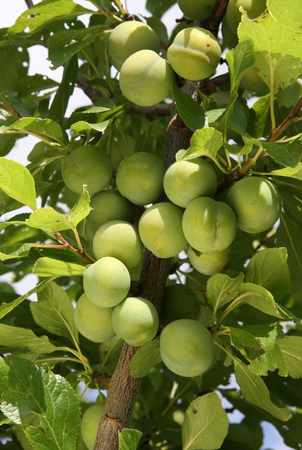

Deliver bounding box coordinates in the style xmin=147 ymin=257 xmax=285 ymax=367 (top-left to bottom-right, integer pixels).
xmin=0 ymin=3 xmax=296 ymax=449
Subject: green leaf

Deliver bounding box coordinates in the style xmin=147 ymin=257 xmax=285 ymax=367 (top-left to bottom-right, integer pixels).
xmin=268 ymin=0 xmax=302 ymax=33
xmin=130 ymin=338 xmax=162 ymax=378
xmin=248 ymin=93 xmax=271 ymax=138
xmin=98 ymin=336 xmax=124 ymax=376
xmin=0 ymin=117 xmax=67 ymax=146
xmin=0 ymin=355 xmax=80 ymax=449
xmin=31 ymin=281 xmax=78 ymax=342
xmin=71 ymin=120 xmax=110 ymax=134
xmin=238 ymin=11 xmax=302 ymax=93
xmin=0 ymin=242 xmax=35 ymax=260
xmin=183 ymin=127 xmax=223 ymax=161
xmin=182 ymin=393 xmax=229 ymax=450
xmin=15 ymin=426 xmax=35 ymax=450
xmin=0 ymin=278 xmax=54 ymax=320
xmin=238 ymin=283 xmax=284 ymax=318
xmin=0 ymin=158 xmax=36 ymax=210
xmin=278 ymin=336 xmax=302 ymax=378
xmin=262 ymin=141 xmax=302 ymax=168
xmin=9 ymin=0 xmax=93 ymax=35
xmin=172 ymin=78 xmax=205 ymax=132
xmin=146 ymin=0 xmax=175 ymax=18
xmin=206 ymin=272 xmax=244 ymax=316
xmin=0 ymin=324 xmax=57 ymax=354
xmin=245 ymin=248 xmax=291 ymax=301
xmin=33 ymin=257 xmax=85 ymax=277
xmin=234 ymin=357 xmax=291 ymax=421
xmin=119 ymin=428 xmax=142 ymax=450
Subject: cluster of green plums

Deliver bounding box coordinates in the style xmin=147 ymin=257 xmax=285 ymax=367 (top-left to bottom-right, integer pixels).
xmin=107 ymin=17 xmax=221 ymax=106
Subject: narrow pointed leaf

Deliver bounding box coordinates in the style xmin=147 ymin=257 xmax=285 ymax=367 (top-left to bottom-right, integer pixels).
xmin=0 ymin=242 xmax=35 ymax=260
xmin=0 ymin=324 xmax=57 ymax=354
xmin=33 ymin=257 xmax=85 ymax=277
xmin=130 ymin=338 xmax=162 ymax=378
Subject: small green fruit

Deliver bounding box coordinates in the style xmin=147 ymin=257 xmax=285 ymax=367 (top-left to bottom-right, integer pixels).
xmin=81 ymin=403 xmax=104 ymax=450
xmin=187 ymin=245 xmax=232 ymax=276
xmin=226 ymin=0 xmax=267 ymax=34
xmin=177 ymin=0 xmax=218 ymax=20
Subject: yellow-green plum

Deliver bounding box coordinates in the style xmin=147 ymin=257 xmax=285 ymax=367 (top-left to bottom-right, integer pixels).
xmin=93 ymin=220 xmax=143 ymax=269
xmin=138 ymin=202 xmax=187 ymax=258
xmin=167 ymin=27 xmax=221 ymax=80
xmin=182 ymin=197 xmax=237 ymax=253
xmin=226 ymin=0 xmax=267 ymax=34
xmin=83 ymin=257 xmax=130 ymax=308
xmin=187 ymin=244 xmax=232 ymax=276
xmin=119 ymin=50 xmax=173 ymax=106
xmin=240 ymin=67 xmax=269 ymax=95
xmin=177 ymin=0 xmax=218 ymax=20
xmin=81 ymin=402 xmax=104 ymax=450
xmin=163 ymin=158 xmax=217 ymax=208
xmin=61 ymin=145 xmax=112 ymax=195
xmin=108 ymin=21 xmax=160 ymax=71
xmin=74 ymin=293 xmax=115 ymax=343
xmin=116 ymin=152 xmax=166 ymax=205
xmin=85 ymin=190 xmax=135 ymax=241
xmin=160 ymin=284 xmax=201 ymax=326
xmin=112 ymin=297 xmax=159 ymax=346
xmin=226 ymin=177 xmax=281 ymax=233
xmin=160 ymin=319 xmax=214 ymax=377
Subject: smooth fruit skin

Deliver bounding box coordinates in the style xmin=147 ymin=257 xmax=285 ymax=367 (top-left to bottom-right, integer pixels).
xmin=93 ymin=220 xmax=143 ymax=269
xmin=167 ymin=27 xmax=221 ymax=80
xmin=226 ymin=177 xmax=281 ymax=233
xmin=61 ymin=145 xmax=112 ymax=195
xmin=83 ymin=257 xmax=130 ymax=308
xmin=85 ymin=190 xmax=135 ymax=241
xmin=81 ymin=403 xmax=104 ymax=450
xmin=74 ymin=293 xmax=115 ymax=343
xmin=138 ymin=202 xmax=188 ymax=258
xmin=177 ymin=0 xmax=218 ymax=20
xmin=112 ymin=297 xmax=159 ymax=347
xmin=160 ymin=319 xmax=215 ymax=377
xmin=119 ymin=50 xmax=173 ymax=107
xmin=182 ymin=197 xmax=237 ymax=253
xmin=163 ymin=158 xmax=217 ymax=208
xmin=240 ymin=67 xmax=269 ymax=95
xmin=160 ymin=284 xmax=201 ymax=326
xmin=116 ymin=152 xmax=166 ymax=205
xmin=108 ymin=21 xmax=160 ymax=71
xmin=226 ymin=0 xmax=267 ymax=34
xmin=187 ymin=244 xmax=232 ymax=276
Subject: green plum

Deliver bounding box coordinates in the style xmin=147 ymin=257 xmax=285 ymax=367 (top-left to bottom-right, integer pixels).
xmin=81 ymin=402 xmax=104 ymax=450
xmin=85 ymin=190 xmax=135 ymax=241
xmin=226 ymin=0 xmax=267 ymax=34
xmin=163 ymin=158 xmax=217 ymax=208
xmin=182 ymin=197 xmax=237 ymax=253
xmin=138 ymin=202 xmax=187 ymax=258
xmin=116 ymin=152 xmax=166 ymax=205
xmin=74 ymin=293 xmax=115 ymax=343
xmin=167 ymin=27 xmax=221 ymax=80
xmin=177 ymin=0 xmax=218 ymax=20
xmin=119 ymin=50 xmax=173 ymax=106
xmin=160 ymin=284 xmax=201 ymax=326
xmin=160 ymin=319 xmax=215 ymax=377
xmin=108 ymin=21 xmax=160 ymax=71
xmin=61 ymin=145 xmax=112 ymax=195
xmin=93 ymin=220 xmax=143 ymax=269
xmin=187 ymin=245 xmax=232 ymax=276
xmin=112 ymin=297 xmax=159 ymax=346
xmin=240 ymin=67 xmax=269 ymax=95
xmin=226 ymin=177 xmax=281 ymax=233
xmin=221 ymin=16 xmax=238 ymax=50
xmin=83 ymin=257 xmax=130 ymax=308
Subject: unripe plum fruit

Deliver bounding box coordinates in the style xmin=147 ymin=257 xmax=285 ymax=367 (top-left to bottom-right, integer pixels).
xmin=221 ymin=16 xmax=238 ymax=50
xmin=116 ymin=152 xmax=166 ymax=205
xmin=61 ymin=145 xmax=112 ymax=195
xmin=85 ymin=190 xmax=135 ymax=241
xmin=226 ymin=0 xmax=267 ymax=34
xmin=240 ymin=67 xmax=269 ymax=95
xmin=182 ymin=197 xmax=237 ymax=253
xmin=187 ymin=244 xmax=232 ymax=276
xmin=119 ymin=50 xmax=173 ymax=107
xmin=74 ymin=293 xmax=115 ymax=343
xmin=163 ymin=158 xmax=217 ymax=208
xmin=93 ymin=220 xmax=143 ymax=269
xmin=160 ymin=319 xmax=214 ymax=377
xmin=167 ymin=27 xmax=221 ymax=80
xmin=83 ymin=257 xmax=130 ymax=308
xmin=177 ymin=0 xmax=218 ymax=20
xmin=160 ymin=284 xmax=201 ymax=326
xmin=108 ymin=21 xmax=160 ymax=71
xmin=112 ymin=297 xmax=159 ymax=347
xmin=226 ymin=177 xmax=281 ymax=234
xmin=138 ymin=202 xmax=187 ymax=258
xmin=81 ymin=402 xmax=104 ymax=450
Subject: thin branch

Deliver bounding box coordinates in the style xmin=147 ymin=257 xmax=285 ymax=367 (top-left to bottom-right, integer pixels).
xmin=268 ymin=95 xmax=302 ymax=143
xmin=204 ymin=0 xmax=231 ymax=36
xmin=24 ymin=0 xmax=34 ymax=8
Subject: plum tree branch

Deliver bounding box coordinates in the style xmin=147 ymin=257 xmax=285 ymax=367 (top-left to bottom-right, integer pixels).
xmin=204 ymin=0 xmax=230 ymax=36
